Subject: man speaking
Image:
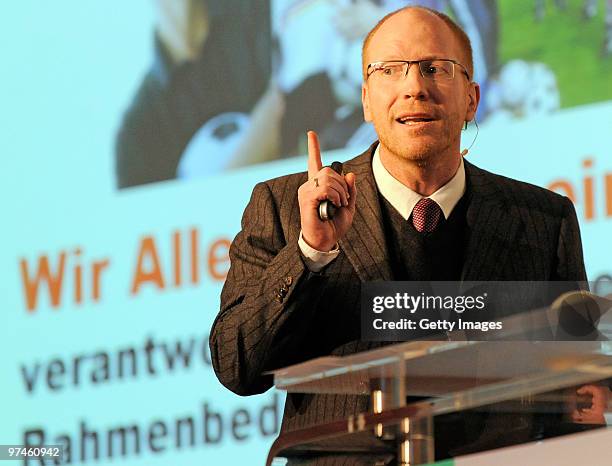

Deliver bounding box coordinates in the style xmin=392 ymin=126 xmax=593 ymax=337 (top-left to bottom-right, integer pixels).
xmin=210 ymin=5 xmax=588 ymax=462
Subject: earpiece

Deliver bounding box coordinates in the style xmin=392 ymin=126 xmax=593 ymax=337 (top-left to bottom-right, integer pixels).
xmin=460 ymin=149 xmax=469 ymax=157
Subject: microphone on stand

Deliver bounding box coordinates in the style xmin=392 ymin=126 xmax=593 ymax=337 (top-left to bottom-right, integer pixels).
xmin=551 ymin=290 xmax=612 ymax=340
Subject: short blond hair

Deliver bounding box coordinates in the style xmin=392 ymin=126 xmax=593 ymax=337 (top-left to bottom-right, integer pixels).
xmin=361 ymin=6 xmax=474 ymax=81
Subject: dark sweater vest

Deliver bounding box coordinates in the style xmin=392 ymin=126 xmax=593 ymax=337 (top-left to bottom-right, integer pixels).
xmin=378 ymin=188 xmax=484 ymax=459
xmin=379 ymin=189 xmax=471 ymax=282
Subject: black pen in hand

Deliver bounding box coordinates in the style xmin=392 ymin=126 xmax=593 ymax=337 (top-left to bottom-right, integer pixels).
xmin=318 ymin=161 xmax=344 ymax=221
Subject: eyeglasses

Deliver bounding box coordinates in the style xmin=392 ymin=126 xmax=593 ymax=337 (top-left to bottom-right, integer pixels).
xmin=366 ymin=59 xmax=471 ymax=82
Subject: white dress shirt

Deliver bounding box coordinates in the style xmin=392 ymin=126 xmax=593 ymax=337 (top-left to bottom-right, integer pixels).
xmin=299 ymin=145 xmax=466 ymax=271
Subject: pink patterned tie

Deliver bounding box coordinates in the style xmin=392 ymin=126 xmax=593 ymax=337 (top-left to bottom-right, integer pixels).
xmin=412 ymin=198 xmax=443 ymax=233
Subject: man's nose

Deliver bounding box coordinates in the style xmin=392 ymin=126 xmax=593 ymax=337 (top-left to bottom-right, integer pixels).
xmin=399 ymin=63 xmax=429 ymax=100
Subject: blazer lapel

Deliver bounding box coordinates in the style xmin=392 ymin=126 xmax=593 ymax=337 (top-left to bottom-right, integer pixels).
xmin=339 ymin=143 xmax=393 ymax=282
xmin=461 ymin=160 xmax=523 ymax=281
xmin=337 ymin=150 xmax=522 ymax=282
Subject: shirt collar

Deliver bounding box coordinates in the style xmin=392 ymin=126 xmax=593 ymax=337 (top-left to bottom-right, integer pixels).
xmin=372 ymin=144 xmax=466 ymax=220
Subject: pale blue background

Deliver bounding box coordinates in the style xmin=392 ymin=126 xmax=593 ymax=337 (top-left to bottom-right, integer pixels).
xmin=1 ymin=2 xmax=610 ymax=465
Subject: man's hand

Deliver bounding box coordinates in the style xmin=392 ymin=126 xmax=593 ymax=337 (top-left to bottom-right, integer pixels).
xmin=571 ymin=385 xmax=610 ymax=425
xmin=298 ymin=131 xmax=357 ymax=252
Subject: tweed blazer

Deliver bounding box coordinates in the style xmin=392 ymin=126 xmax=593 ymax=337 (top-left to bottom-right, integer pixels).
xmin=210 ymin=142 xmax=587 ymax=436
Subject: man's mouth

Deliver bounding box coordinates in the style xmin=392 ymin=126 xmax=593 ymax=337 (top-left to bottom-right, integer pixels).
xmin=395 ymin=114 xmax=437 ymax=125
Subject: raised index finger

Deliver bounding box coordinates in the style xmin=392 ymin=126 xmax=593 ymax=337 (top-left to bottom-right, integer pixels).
xmin=307 ymin=130 xmax=323 ymax=179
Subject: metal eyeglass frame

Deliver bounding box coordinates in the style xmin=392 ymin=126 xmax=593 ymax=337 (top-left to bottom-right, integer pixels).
xmin=366 ymin=59 xmax=471 ymax=82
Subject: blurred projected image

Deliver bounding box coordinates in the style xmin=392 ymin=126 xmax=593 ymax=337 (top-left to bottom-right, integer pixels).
xmin=115 ymin=0 xmax=272 ymax=188
xmin=115 ymin=0 xmax=612 ymax=189
xmin=486 ymin=0 xmax=612 ymax=124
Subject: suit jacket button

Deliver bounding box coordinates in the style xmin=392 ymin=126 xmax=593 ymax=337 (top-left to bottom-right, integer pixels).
xmin=284 ymin=276 xmax=293 ymax=286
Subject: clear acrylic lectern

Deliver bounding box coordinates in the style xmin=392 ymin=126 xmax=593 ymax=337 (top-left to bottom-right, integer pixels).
xmin=267 ymin=298 xmax=612 ymax=465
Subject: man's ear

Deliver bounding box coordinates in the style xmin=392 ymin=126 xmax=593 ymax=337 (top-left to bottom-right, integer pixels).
xmin=362 ymin=83 xmax=372 ymax=122
xmin=465 ymin=82 xmax=481 ymax=122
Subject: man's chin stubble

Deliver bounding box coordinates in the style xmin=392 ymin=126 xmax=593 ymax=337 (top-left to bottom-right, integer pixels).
xmin=391 ymin=143 xmax=441 ymax=167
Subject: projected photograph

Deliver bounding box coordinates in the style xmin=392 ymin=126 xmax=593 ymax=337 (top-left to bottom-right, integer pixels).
xmin=115 ymin=0 xmax=612 ymax=189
